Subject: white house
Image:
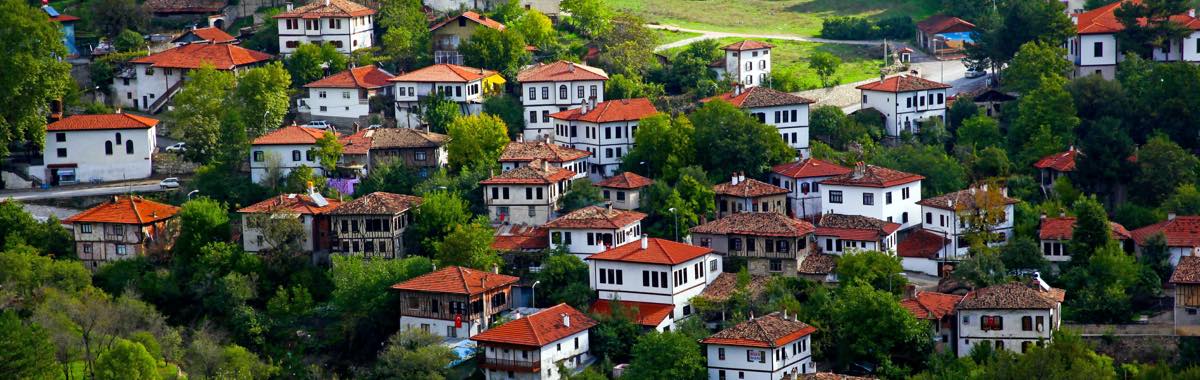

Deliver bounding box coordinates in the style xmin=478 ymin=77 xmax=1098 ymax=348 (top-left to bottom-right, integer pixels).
xmin=702 ymin=86 xmax=815 ymax=156
xmin=1067 ymin=2 xmax=1200 ymax=80
xmin=389 ymin=63 xmax=504 ymax=124
xmin=820 ymin=163 xmax=925 ymax=231
xmin=1131 ymin=214 xmax=1200 ymax=267
xmin=713 ymin=175 xmax=789 ymax=218
xmin=249 ymin=125 xmax=337 ymax=185
xmin=689 ymin=212 xmax=816 ymax=277
xmin=473 ymin=303 xmax=595 ymax=380
xmin=587 ymin=237 xmax=722 ymax=331
xmin=274 ymin=0 xmax=376 ymax=56
xmin=856 ymin=75 xmax=950 ymax=137
xmin=711 ymin=40 xmax=773 ymax=88
xmin=391 ymin=266 xmax=519 ymax=339
xmin=1038 ymin=216 xmax=1132 ymax=265
xmin=550 ymin=98 xmax=658 ymax=179
xmin=701 ymin=311 xmax=817 ymax=380
xmin=424 ymin=0 xmax=561 ymax=18
xmin=916 ymin=186 xmax=1019 ymax=260
xmin=546 ymin=205 xmax=645 ymax=260
xmin=31 ymin=113 xmax=158 ymax=186
xmin=594 ymin=172 xmax=654 ymax=210
xmin=769 ymin=158 xmax=852 ymax=219
xmin=955 ymin=280 xmax=1065 ymax=357
xmin=237 ymin=190 xmax=343 ymax=253
xmin=498 ymin=140 xmax=591 ymax=180
xmin=814 ymin=213 xmax=900 ymax=255
xmin=517 ymin=61 xmax=609 ymax=141
xmin=481 ymin=160 xmax=575 ymax=226
xmin=301 ymin=65 xmax=394 ymax=126
xmin=900 ymin=289 xmax=964 ymax=354
xmin=115 ymin=43 xmax=271 ymax=113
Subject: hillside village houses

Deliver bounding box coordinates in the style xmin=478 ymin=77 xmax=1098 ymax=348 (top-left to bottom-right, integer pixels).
xmin=821 ymin=163 xmax=925 ymax=231
xmin=249 ymin=125 xmax=336 ymax=184
xmin=390 ymin=265 xmax=519 ymax=339
xmin=431 ymin=11 xmax=506 ymax=65
xmin=300 ymin=65 xmax=394 ymax=126
xmin=813 ymin=213 xmax=901 ymax=255
xmin=915 ymin=185 xmax=1019 ymax=261
xmin=362 ymin=127 xmax=450 ymax=177
xmin=327 ymin=192 xmax=422 ymax=259
xmin=274 ymin=0 xmax=376 ymax=56
xmin=171 ymin=26 xmax=236 ymax=46
xmin=517 ymin=61 xmax=610 ymax=141
xmin=713 ymin=174 xmax=789 ymax=218
xmin=769 ymin=158 xmax=852 ymax=219
xmin=690 ymin=212 xmax=816 ymax=277
xmin=900 ymin=288 xmax=964 ymax=353
xmin=481 ymin=160 xmax=575 ymax=226
xmin=1033 ymin=146 xmax=1079 ymax=196
xmin=472 ymin=303 xmax=596 ymax=380
xmin=594 ymin=172 xmax=654 ymax=210
xmin=1170 ymin=256 xmax=1200 ymax=336
xmin=1131 ymin=215 xmax=1200 ymax=266
xmin=856 ymin=75 xmax=950 ymax=137
xmin=499 ymin=140 xmax=591 ymax=180
xmin=237 ymin=188 xmax=342 ymax=254
xmin=545 ymin=205 xmax=645 ymax=260
xmin=701 ymin=311 xmax=818 ymax=380
xmin=424 ymin=0 xmax=562 ymax=18
xmin=1038 ymin=215 xmax=1132 ymax=266
xmin=389 ymin=63 xmax=505 ymax=124
xmin=42 ymin=1 xmax=80 ymax=56
xmin=64 ymin=196 xmax=180 ymax=270
xmin=711 ymin=40 xmax=773 ymax=88
xmin=550 ymin=98 xmax=658 ymax=179
xmin=703 ymin=86 xmax=816 ymax=157
xmin=914 ymin=15 xmax=975 ymax=57
xmin=954 ymin=280 xmax=1065 ymax=356
xmin=1066 ymin=1 xmax=1200 ymax=80
xmin=30 ymin=113 xmax=159 ymax=185
xmin=587 ymin=237 xmax=722 ymax=331
xmin=114 ymin=43 xmax=272 ymax=113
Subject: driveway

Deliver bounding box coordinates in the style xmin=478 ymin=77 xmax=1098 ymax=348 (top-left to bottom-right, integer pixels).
xmin=2 ymin=180 xmax=168 ymax=201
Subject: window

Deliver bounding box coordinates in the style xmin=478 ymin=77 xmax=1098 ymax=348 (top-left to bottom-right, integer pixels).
xmin=863 ymin=193 xmax=874 ymax=205
xmin=886 ymin=192 xmax=893 ymax=204
xmin=415 ymin=151 xmax=427 ymax=161
xmin=1021 ymin=316 xmax=1033 ymax=331
xmin=542 ymin=111 xmax=550 ymax=123
xmin=902 ymin=212 xmax=909 ymax=223
xmin=528 ymin=87 xmax=536 ymax=100
xmin=745 ymin=62 xmax=753 ymax=71
xmin=115 ymin=245 xmax=128 ymax=256
xmin=529 ymin=111 xmax=537 ymax=123
xmin=105 ymin=141 xmax=113 ymax=155
xmin=769 ymin=259 xmax=782 ymax=272
xmin=80 ymin=223 xmax=93 ymax=233
xmin=902 ymin=187 xmax=911 ymax=199
xmin=82 ymin=243 xmax=93 ymax=254
xmin=1093 ymin=41 xmax=1103 ymax=58
xmin=559 ymin=85 xmax=567 ymax=99
xmin=829 ymin=190 xmax=843 ymax=204
xmin=541 ymin=86 xmax=549 ymax=99
xmin=55 ymin=133 xmax=66 ymax=142
xmin=926 ymin=212 xmax=933 ymax=224
xmin=718 ymin=347 xmax=725 ymax=360
xmin=577 ymin=86 xmax=584 ymax=98
xmin=729 ymin=238 xmax=742 ymax=251
xmin=56 ymin=148 xmax=67 ymax=157
xmin=125 ymin=140 xmax=133 ymax=154
xmin=981 ymin=315 xmax=1003 ymax=331
xmin=342 ymin=91 xmax=351 ymax=99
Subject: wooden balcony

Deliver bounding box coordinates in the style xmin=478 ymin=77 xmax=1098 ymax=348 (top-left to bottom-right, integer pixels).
xmin=478 ymin=356 xmax=540 ymax=372
xmin=727 ymin=250 xmax=797 ymax=259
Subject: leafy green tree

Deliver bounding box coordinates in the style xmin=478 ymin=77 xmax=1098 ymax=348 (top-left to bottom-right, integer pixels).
xmin=483 ymin=94 xmax=526 ymax=139
xmin=957 ymin=114 xmax=1003 ymax=150
xmin=378 ymin=0 xmax=431 ymax=70
xmin=284 ymin=43 xmax=348 ymax=87
xmin=642 ymin=174 xmax=715 ymax=239
xmin=954 ymin=248 xmax=1010 ymax=287
xmin=233 ymin=62 xmax=291 ymax=138
xmin=1052 ymin=175 xmax=1081 ymax=206
xmin=536 ymin=251 xmax=593 ymax=309
xmin=1068 ymin=196 xmax=1113 ymax=265
xmin=461 ymin=27 xmax=531 ymax=79
xmin=0 ymin=200 xmax=73 ymax=257
xmin=692 ymin=100 xmax=793 ymax=177
xmin=965 ymin=0 xmax=1075 ymax=78
xmin=1118 ymin=57 xmax=1200 ymax=147
xmin=1009 ymin=75 xmax=1078 ymax=166
xmin=447 ymin=114 xmax=509 ymax=172
xmin=835 ymin=250 xmax=907 ymax=294
xmin=560 ymin=179 xmax=604 ymax=213
xmin=829 ymin=283 xmax=933 ymax=371
xmin=489 ymin=0 xmax=526 ymax=23
xmin=171 ymin=65 xmax=237 ymax=163
xmin=354 ymin=160 xmax=423 ymax=197
xmin=810 ymin=51 xmax=842 ymax=87
xmin=95 ymin=339 xmax=159 ymax=380
xmin=1067 ymin=74 xmax=1127 ymax=121
xmin=313 ymin=130 xmax=343 ymax=173
xmin=370 ymin=329 xmax=455 ymax=380
xmin=431 ymin=216 xmax=501 ymax=270
xmin=1138 ymin=233 xmax=1173 ymax=281
xmin=947 ymin=95 xmax=980 ymax=129
xmin=328 ymin=255 xmax=433 ymax=360
xmin=1073 ymin=117 xmax=1134 ymax=197
xmin=1061 ymin=243 xmax=1144 ymax=323
xmin=410 ymin=191 xmax=473 ymax=254
xmin=968 ymin=146 xmax=1012 ymax=180
xmin=0 ymin=311 xmax=58 ymax=379
xmin=623 ymin=331 xmax=707 ymax=380
xmin=1164 ymin=184 xmax=1200 ymax=215
xmin=281 ymin=164 xmax=323 ymax=194
xmin=662 ymin=39 xmax=721 ymax=93
xmin=242 ymin=8 xmax=281 ymax=54
xmin=590 ymin=302 xmax=640 ymax=362
xmin=1000 ymin=237 xmax=1051 ymax=274
xmin=594 ymin=13 xmax=658 ymax=77
xmin=1132 ymin=134 xmax=1199 ymax=205
xmin=420 ymin=93 xmax=461 ymax=134
xmin=114 ymin=29 xmax=144 ymax=52
xmin=91 ymin=0 xmax=147 ymax=37
xmin=0 ymin=245 xmax=91 ymax=301
xmin=0 ymin=0 xmax=72 ymax=157
xmin=870 ymin=143 xmax=967 ymax=197
xmin=174 ymin=197 xmax=231 ymax=266
xmin=561 ymin=0 xmax=613 ymax=37
xmin=1114 ymin=0 xmax=1192 ymax=58
xmin=1004 ymin=41 xmax=1072 ymax=94
xmin=509 ymin=10 xmax=555 ymax=48
xmin=620 ymin=113 xmax=695 ymax=181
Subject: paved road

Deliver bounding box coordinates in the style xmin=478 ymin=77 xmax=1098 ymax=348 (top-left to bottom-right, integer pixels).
xmin=650 ymin=24 xmax=882 ymax=51
xmin=2 ymin=181 xmax=167 ymax=201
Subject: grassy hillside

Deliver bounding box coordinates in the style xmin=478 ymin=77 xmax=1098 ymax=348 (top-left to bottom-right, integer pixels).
xmin=610 ymin=0 xmax=941 ymax=37
xmin=662 ymin=37 xmax=885 ymax=90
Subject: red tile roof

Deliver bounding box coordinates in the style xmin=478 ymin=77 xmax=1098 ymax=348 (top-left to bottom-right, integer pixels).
xmin=368 ymin=127 xmax=449 ymax=149
xmin=499 ymin=141 xmax=590 ymax=163
xmin=590 ymin=299 xmax=674 ymax=327
xmin=916 ymin=15 xmax=976 ymax=35
xmin=429 ymin=11 xmax=506 ymax=31
xmin=958 ymin=281 xmax=1066 ymax=310
xmin=820 ymin=164 xmax=924 ymax=188
xmin=144 ymin=0 xmax=226 ymax=14
xmin=701 ymin=312 xmax=816 ymax=348
xmin=130 ymin=43 xmax=272 ymax=70
xmin=772 ymin=158 xmax=852 ymax=179
xmin=1076 ymin=1 xmax=1128 ymax=34
xmin=814 ymin=213 xmax=900 ymax=241
xmin=586 ymin=237 xmax=711 ymax=265
xmin=305 ymin=65 xmax=394 ymax=89
xmin=1038 ymin=217 xmax=1131 ymax=241
xmin=713 ymin=178 xmax=789 ymax=198
xmin=595 ymin=172 xmax=654 ymax=189
xmin=898 ymin=229 xmax=949 ymax=259
xmin=328 ymin=192 xmax=421 ymax=215
xmin=549 ymin=98 xmax=658 ymax=124
xmin=47 ymin=113 xmax=159 ymax=131
xmin=274 ymin=0 xmax=375 ymax=18
xmin=917 ymin=187 xmax=1019 ymax=211
xmin=237 ymin=193 xmax=343 ymax=214
xmin=472 ymin=303 xmax=596 ymax=348
xmin=722 ymin=40 xmax=774 ymax=51
xmin=856 ymin=75 xmax=951 ymax=93
xmin=1170 ymin=256 xmax=1200 ymax=284
xmin=543 ymin=206 xmax=646 ymax=229
xmin=1131 ymin=216 xmax=1200 ymax=247
xmin=479 ymin=161 xmax=576 ymax=185
xmin=177 ymin=27 xmax=236 ymax=43
xmin=64 ymin=196 xmax=180 ymax=225
xmin=900 ymin=291 xmax=963 ymax=320
xmin=516 ymin=60 xmax=609 ymax=82
xmin=339 ymin=128 xmax=373 ymax=155
xmin=389 ymin=63 xmax=497 ymax=83
xmin=390 ymin=266 xmax=519 ymax=295
xmin=251 ymin=125 xmax=333 ymax=145
xmin=690 ymin=212 xmax=815 ymax=238
xmin=1033 ymin=147 xmax=1079 ymax=172
xmin=491 ymin=225 xmax=549 ymax=251
xmin=702 ymin=86 xmax=814 ymax=108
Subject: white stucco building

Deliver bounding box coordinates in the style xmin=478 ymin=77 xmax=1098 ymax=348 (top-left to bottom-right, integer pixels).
xmin=473 ymin=303 xmax=595 ymax=380
xmin=546 ymin=205 xmax=645 ymax=260
xmin=1067 ymin=2 xmax=1200 ymax=80
xmin=703 ymin=86 xmax=814 ymax=156
xmin=711 ymin=40 xmax=773 ymax=88
xmin=389 ymin=63 xmax=504 ymax=124
xmin=249 ymin=125 xmax=337 ymax=185
xmin=30 ymin=113 xmax=159 ymax=185
xmin=517 ymin=61 xmax=609 ymax=141
xmin=550 ymin=98 xmax=658 ymax=180
xmin=1038 ymin=216 xmax=1132 ymax=265
xmin=856 ymin=75 xmax=950 ymax=137
xmin=1131 ymin=215 xmax=1200 ymax=267
xmin=274 ymin=0 xmax=375 ymax=56
xmin=114 ymin=43 xmax=271 ymax=113
xmin=301 ymin=65 xmax=393 ymax=125
xmin=769 ymin=158 xmax=852 ymax=219
xmin=391 ymin=266 xmax=519 ymax=339
xmin=586 ymin=237 xmax=722 ymax=331
xmin=481 ymin=160 xmax=576 ymax=226
xmin=955 ymin=281 xmax=1064 ymax=357
xmin=498 ymin=140 xmax=590 ymax=180
xmin=916 ymin=186 xmax=1019 ymax=260
xmin=820 ymin=163 xmax=925 ymax=231
xmin=814 ymin=213 xmax=901 ymax=255
xmin=594 ymin=172 xmax=654 ymax=211
xmin=701 ymin=312 xmax=817 ymax=380
xmin=237 ymin=190 xmax=343 ymax=253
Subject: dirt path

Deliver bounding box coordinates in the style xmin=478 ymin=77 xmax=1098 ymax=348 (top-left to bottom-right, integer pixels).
xmin=649 ymin=24 xmax=883 ymax=51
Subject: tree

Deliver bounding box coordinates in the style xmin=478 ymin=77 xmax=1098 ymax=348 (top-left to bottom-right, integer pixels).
xmin=594 ymin=13 xmax=658 ymax=77
xmin=606 ymin=73 xmax=664 ymax=100
xmin=0 ymin=246 xmax=91 ymax=301
xmin=312 ymin=130 xmax=343 ymax=173
xmin=483 ymin=94 xmax=525 ymax=139
xmin=410 ymin=191 xmax=473 ymax=254
xmin=171 ymin=65 xmax=237 ymax=163
xmin=1115 ymin=0 xmax=1192 ymax=58
xmin=560 ymin=179 xmax=604 ymax=213
xmin=461 ymin=27 xmax=531 ymax=79
xmin=623 ymin=331 xmax=707 ymax=380
xmin=1067 ymin=74 xmax=1127 ymax=121
xmin=954 ymin=248 xmax=1010 ymax=287
xmin=489 ymin=0 xmax=526 ymax=23
xmin=536 ymin=251 xmax=593 ymax=309
xmin=510 ymin=10 xmax=555 ymax=48
xmin=447 ymin=114 xmax=509 ymax=172
xmin=965 ymin=0 xmax=1074 ymax=79
xmin=431 ymin=217 xmax=501 ymax=270
xmin=91 ymin=0 xmax=147 ymax=37
xmin=1073 ymin=117 xmax=1134 ymax=197
xmin=620 ymin=113 xmax=695 ymax=181
xmin=1060 ymin=243 xmax=1146 ymax=323
xmin=0 ymin=312 xmax=58 ymax=379
xmin=328 ymin=255 xmax=433 ymax=360
xmin=829 ymin=283 xmax=933 ymax=371
xmin=233 ymin=62 xmax=291 ymax=138
xmin=947 ymin=95 xmax=980 ymax=129
xmin=0 ymin=200 xmax=74 ymax=258
xmin=561 ymin=0 xmax=613 ymax=38
xmin=968 ymin=146 xmax=1012 ymax=180
xmin=95 ymin=339 xmax=159 ymax=380
xmin=1003 ymin=41 xmax=1072 ymax=94
xmin=1010 ymin=75 xmax=1077 ymax=167
xmin=835 ymin=251 xmax=907 ymax=294
xmin=661 ymin=40 xmax=720 ymax=93
xmin=242 ymin=8 xmax=281 ymax=54
xmin=0 ymin=0 xmax=72 ymax=157
xmin=354 ymin=160 xmax=423 ymax=197
xmin=283 ymin=43 xmax=348 ymax=87
xmin=247 ymin=206 xmax=307 ymax=257
xmin=1138 ymin=233 xmax=1173 ymax=281
xmin=371 ymin=329 xmax=455 ymax=380
xmin=1132 ymin=134 xmax=1198 ymax=205
xmin=641 ymin=173 xmax=715 ymax=239
xmin=378 ymin=0 xmax=431 ymax=71
xmin=114 ymin=29 xmax=144 ymax=52
xmin=871 ymin=143 xmax=967 ymax=197
xmin=1068 ymin=196 xmax=1112 ymax=265
xmin=420 ymin=94 xmax=461 ymax=134
xmin=810 ymin=51 xmax=842 ymax=87
xmin=174 ymin=198 xmax=232 ymax=264
xmin=1000 ymin=237 xmax=1051 ymax=274
xmin=589 ymin=302 xmax=640 ymax=362
xmin=692 ymin=100 xmax=793 ymax=177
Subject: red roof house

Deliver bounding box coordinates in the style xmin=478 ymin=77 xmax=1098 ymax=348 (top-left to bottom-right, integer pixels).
xmin=391 ymin=266 xmax=520 ymax=338
xmin=305 ymin=65 xmax=394 ymax=89
xmin=771 ymin=158 xmax=852 ymax=179
xmin=856 ymin=75 xmax=951 ymax=93
xmin=700 ymin=311 xmax=816 ymax=348
xmin=130 ymin=43 xmax=272 ymax=70
xmin=64 ymin=196 xmax=180 ymax=268
xmin=595 ymin=172 xmax=654 ymax=190
xmin=472 ymin=303 xmax=596 ymax=372
xmin=517 ymin=60 xmax=609 ymax=83
xmin=548 ymin=98 xmax=658 ymax=124
xmin=46 ymin=113 xmax=159 ymax=132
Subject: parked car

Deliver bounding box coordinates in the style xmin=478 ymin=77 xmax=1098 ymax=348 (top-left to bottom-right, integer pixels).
xmin=159 ymin=177 xmax=181 ymax=189
xmin=164 ymin=142 xmax=186 ymax=153
xmin=308 ymin=120 xmax=331 ymax=130
xmin=965 ymin=68 xmax=986 ymax=78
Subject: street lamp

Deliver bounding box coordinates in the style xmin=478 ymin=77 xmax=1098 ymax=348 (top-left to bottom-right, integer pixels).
xmin=668 ymin=207 xmax=679 ymax=242
xmin=187 ymin=190 xmax=199 ymax=199
xmin=889 ymin=272 xmax=908 ymax=294
xmin=530 ymin=280 xmax=541 ymax=307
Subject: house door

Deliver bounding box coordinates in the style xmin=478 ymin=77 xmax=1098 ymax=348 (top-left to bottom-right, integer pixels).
xmin=142 ymin=96 xmax=148 ymax=110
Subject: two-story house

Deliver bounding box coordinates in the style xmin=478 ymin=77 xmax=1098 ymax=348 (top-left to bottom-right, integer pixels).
xmin=481 ymin=160 xmax=575 ymax=225
xmin=955 ymin=280 xmax=1065 ymax=356
xmin=821 ymin=163 xmax=924 ymax=230
xmin=390 ymin=63 xmax=505 ymax=123
xmin=546 ymin=205 xmax=645 ymax=260
xmin=301 ymin=65 xmax=394 ymax=126
xmin=237 ymin=190 xmax=343 ymax=253
xmin=30 ymin=113 xmax=158 ymax=186
xmin=1170 ymin=256 xmax=1200 ymax=336
xmin=769 ymin=158 xmax=851 ymax=219
xmin=1066 ymin=1 xmax=1200 ymax=79
xmin=115 ymin=43 xmax=271 ymax=113
xmin=586 ymin=237 xmax=722 ymax=331
xmin=900 ymin=288 xmax=963 ymax=354
xmin=249 ymin=125 xmax=338 ymax=184
xmin=690 ymin=212 xmax=815 ymax=277
xmin=550 ymin=98 xmax=658 ymax=179
xmin=1038 ymin=215 xmax=1132 ymax=266
xmin=64 ymin=196 xmax=180 ymax=270
xmin=594 ymin=172 xmax=653 ymax=210
xmin=473 ymin=303 xmax=596 ymax=380
xmin=856 ymin=75 xmax=950 ymax=137
xmin=517 ymin=61 xmax=609 ymax=141
xmin=917 ymin=185 xmax=1019 ymax=260
xmin=1131 ymin=214 xmax=1200 ymax=267
xmin=430 ymin=11 xmax=506 ymax=65
xmin=274 ymin=0 xmax=375 ymax=55
xmin=713 ymin=173 xmax=790 ymax=218
xmin=366 ymin=127 xmax=450 ymax=177
xmin=814 ymin=213 xmax=901 ymax=255
xmin=391 ymin=265 xmax=519 ymax=338
xmin=499 ymin=140 xmax=591 ymax=180
xmin=1033 ymin=146 xmax=1078 ymax=196
xmin=701 ymin=311 xmax=817 ymax=380
xmin=327 ymin=192 xmax=422 ymax=259
xmin=710 ymin=40 xmax=773 ymax=87
xmin=702 ymin=86 xmax=815 ymax=156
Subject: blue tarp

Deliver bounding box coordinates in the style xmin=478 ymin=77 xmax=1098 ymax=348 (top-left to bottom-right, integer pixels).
xmin=937 ymin=32 xmax=975 ymax=43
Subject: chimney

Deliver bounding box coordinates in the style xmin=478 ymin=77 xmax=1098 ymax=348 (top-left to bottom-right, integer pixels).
xmin=782 ymin=309 xmax=788 ymax=320
xmin=562 ymin=313 xmax=571 ymax=327
xmin=733 ymin=84 xmax=743 ymax=96
xmin=516 ymin=134 xmax=524 ymax=142
xmin=607 ymin=202 xmax=613 ymax=212
xmin=1190 ymin=8 xmax=1196 ymax=18
xmin=852 ymin=161 xmax=865 ymax=178
xmin=903 ymin=284 xmax=917 ymax=299
xmin=1169 ymin=212 xmax=1177 ymax=221
xmin=640 ymin=236 xmax=648 ymax=249
xmin=285 ymin=2 xmax=293 ymax=11
xmin=324 ymin=0 xmax=330 ymax=7
xmin=731 ymin=172 xmax=739 ymax=185
xmin=1040 ymin=213 xmax=1046 ymax=221
xmin=589 ymin=96 xmax=597 ymax=110
xmin=306 ymin=180 xmax=315 ymax=194
xmin=738 ymin=172 xmax=745 ymax=183
xmin=492 ymin=263 xmax=499 ymax=274
xmin=580 ymin=101 xmax=589 ymax=114
xmin=568 ymin=62 xmax=575 ymax=73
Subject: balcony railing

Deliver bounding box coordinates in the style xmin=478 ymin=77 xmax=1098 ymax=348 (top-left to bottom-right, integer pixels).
xmin=478 ymin=356 xmax=540 ymax=372
xmin=728 ymin=250 xmax=796 ymax=259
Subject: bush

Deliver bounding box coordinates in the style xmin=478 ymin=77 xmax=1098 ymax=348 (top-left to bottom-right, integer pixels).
xmin=820 ymin=16 xmax=913 ymax=40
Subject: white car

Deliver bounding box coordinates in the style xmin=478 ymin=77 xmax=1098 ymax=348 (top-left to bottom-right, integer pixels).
xmin=965 ymin=68 xmax=986 ymax=79
xmin=159 ymin=177 xmax=181 ymax=189
xmin=308 ymin=120 xmax=331 ymax=130
xmin=164 ymin=142 xmax=186 ymax=153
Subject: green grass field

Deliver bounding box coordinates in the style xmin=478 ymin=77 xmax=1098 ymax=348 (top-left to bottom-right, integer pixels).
xmin=654 ymin=29 xmax=703 ymax=46
xmin=663 ymin=37 xmax=885 ymax=90
xmin=611 ymin=0 xmax=941 ymax=37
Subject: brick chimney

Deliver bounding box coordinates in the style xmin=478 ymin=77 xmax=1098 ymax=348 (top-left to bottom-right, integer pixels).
xmin=730 ymin=172 xmax=739 ymax=185
xmin=852 ymin=161 xmax=865 ymax=179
